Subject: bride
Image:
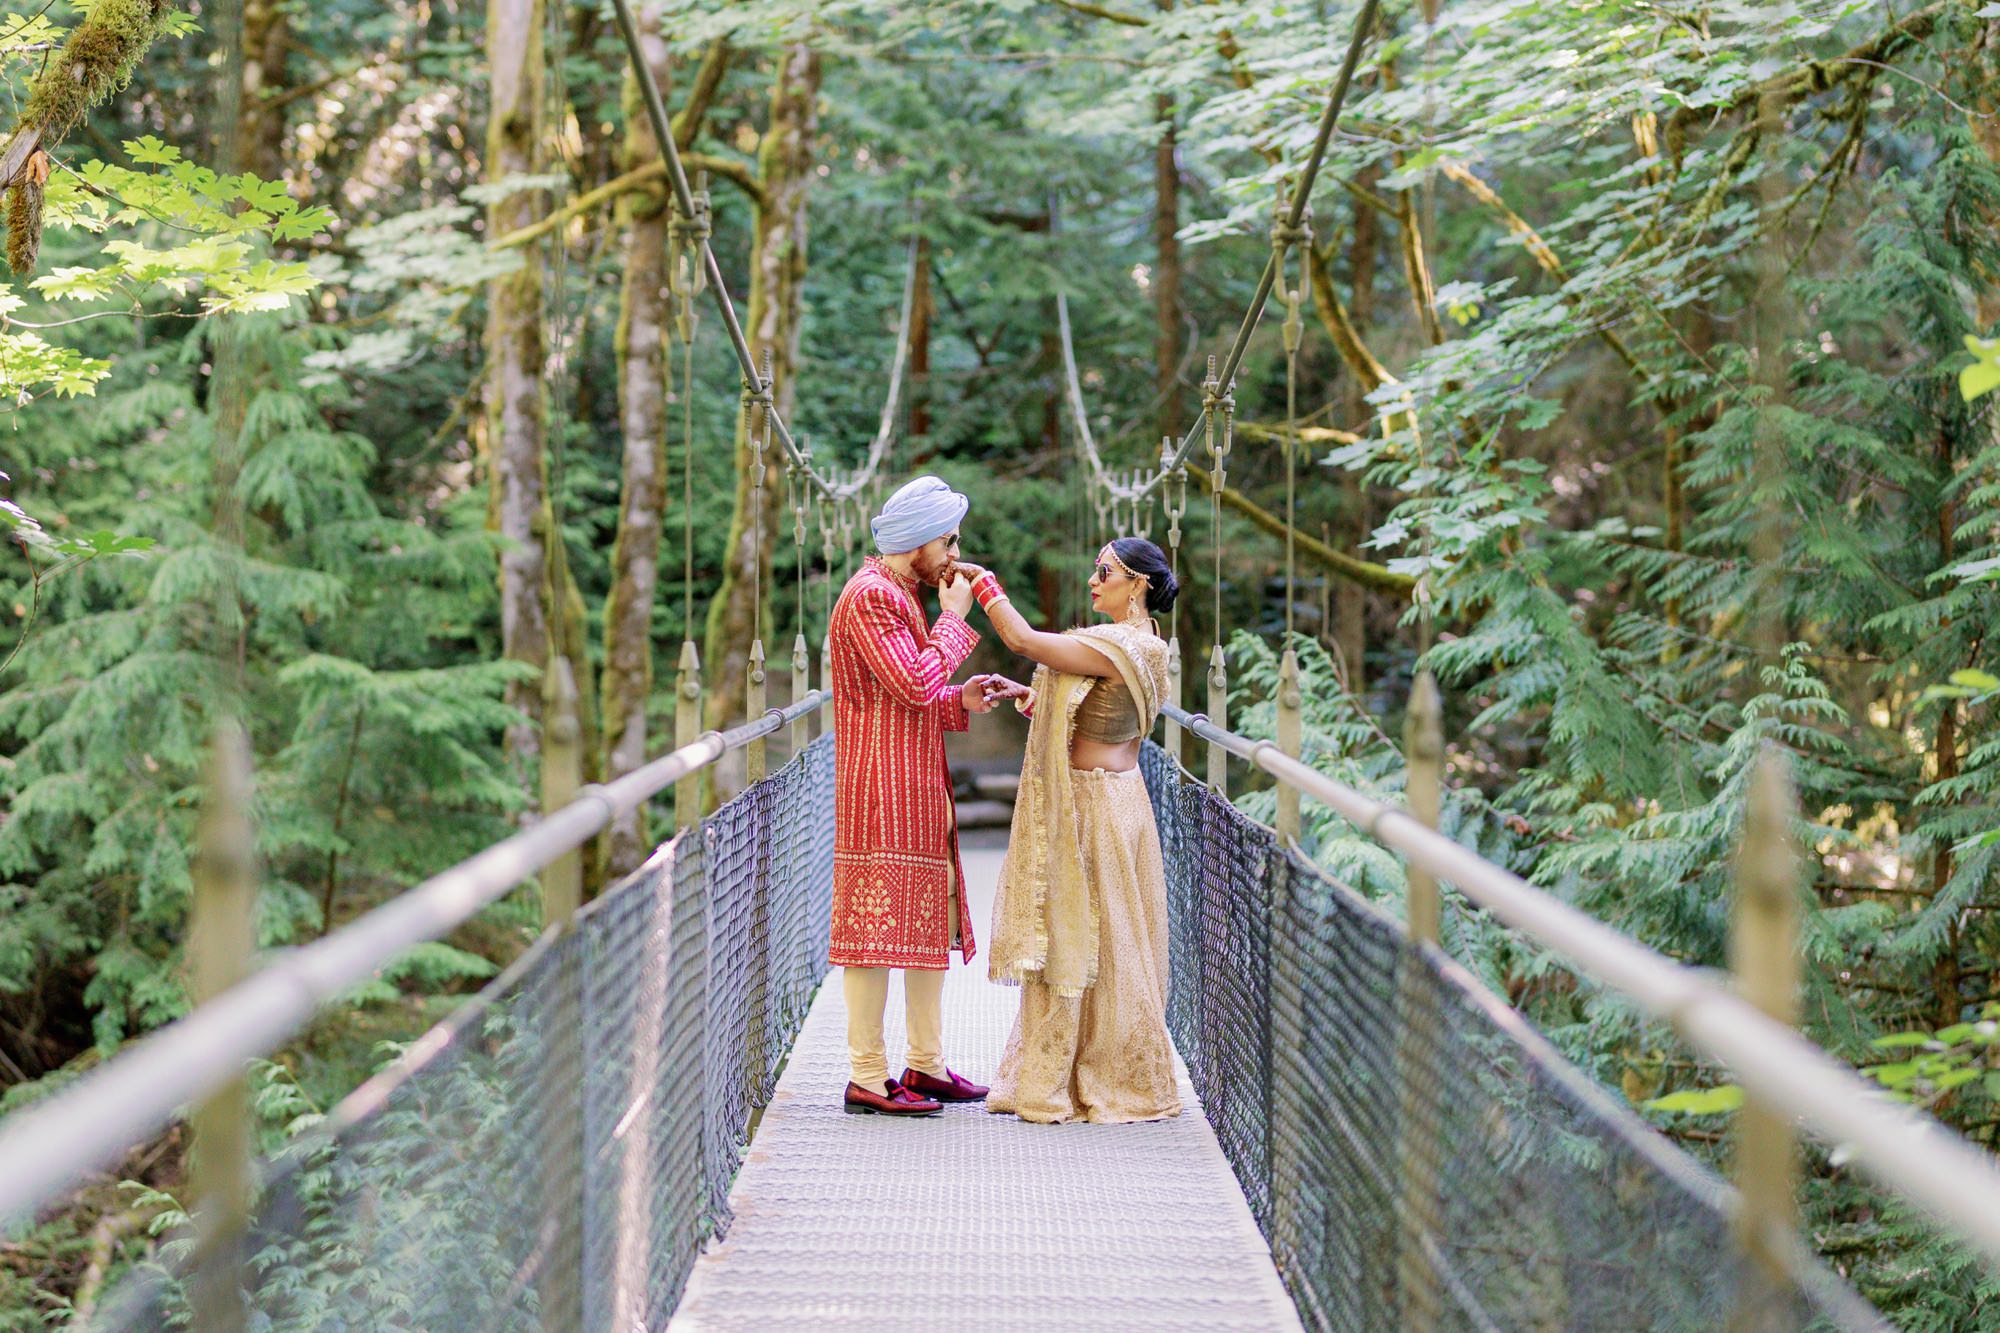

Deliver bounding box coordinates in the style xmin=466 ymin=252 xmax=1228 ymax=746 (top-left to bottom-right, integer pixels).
xmin=961 ymin=539 xmax=1181 ymax=1124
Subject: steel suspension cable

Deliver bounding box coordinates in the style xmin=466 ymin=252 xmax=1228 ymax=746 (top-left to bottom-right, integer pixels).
xmin=1280 ymin=221 xmax=1304 ymax=641
xmin=681 ymin=323 xmax=696 ymax=636
xmin=668 ymin=178 xmax=707 ymax=644
xmin=745 ymin=367 xmax=767 ymax=652
xmin=1115 ymin=0 xmax=1380 ymax=508
xmin=608 ymin=0 xmax=914 ymax=505
xmin=615 ymin=0 xmax=1371 ymax=515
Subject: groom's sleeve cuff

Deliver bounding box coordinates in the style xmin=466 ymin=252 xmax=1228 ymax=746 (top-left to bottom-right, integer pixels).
xmin=933 ymin=612 xmax=979 ymax=671
xmin=937 ymin=685 xmax=970 ymax=732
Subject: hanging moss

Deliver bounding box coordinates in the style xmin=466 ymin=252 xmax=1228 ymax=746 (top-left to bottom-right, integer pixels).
xmin=6 ymin=177 xmax=42 ymax=276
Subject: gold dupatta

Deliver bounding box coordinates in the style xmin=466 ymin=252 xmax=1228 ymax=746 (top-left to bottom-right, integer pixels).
xmin=987 ymin=620 xmax=1170 ymax=997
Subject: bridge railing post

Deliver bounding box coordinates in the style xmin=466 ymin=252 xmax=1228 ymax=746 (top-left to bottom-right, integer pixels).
xmin=746 ymin=638 xmax=767 ymax=784
xmin=541 ymin=653 xmax=584 ymax=924
xmin=1162 ymin=439 xmax=1186 ymax=770
xmin=821 ymin=633 xmax=834 ymax=726
xmin=1402 ymin=672 xmax=1442 ymax=945
xmin=1275 ymin=646 xmax=1303 ymax=842
xmin=1392 ymin=671 xmax=1445 ymax=1332
xmin=188 ymin=721 xmax=255 ymax=1333
xmin=1729 ymin=748 xmax=1802 ymax=1332
xmin=676 ymin=639 xmax=703 ymax=831
xmin=537 ymin=651 xmax=588 ymax=1332
xmin=1206 ymin=643 xmax=1229 ymax=796
xmin=792 ymin=633 xmax=812 ymax=755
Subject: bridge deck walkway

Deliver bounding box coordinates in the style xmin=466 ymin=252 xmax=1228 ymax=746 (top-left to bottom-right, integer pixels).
xmin=670 ymin=838 xmax=1302 ymax=1331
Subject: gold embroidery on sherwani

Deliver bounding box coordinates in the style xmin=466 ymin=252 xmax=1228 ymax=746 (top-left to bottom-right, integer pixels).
xmin=986 ymin=620 xmax=1180 ymax=1124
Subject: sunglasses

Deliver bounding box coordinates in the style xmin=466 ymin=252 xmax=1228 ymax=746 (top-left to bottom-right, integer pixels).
xmin=1092 ymin=563 xmax=1123 ymax=582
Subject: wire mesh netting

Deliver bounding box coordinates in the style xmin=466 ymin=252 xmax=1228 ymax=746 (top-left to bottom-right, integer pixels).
xmin=89 ymin=735 xmax=835 ymax=1332
xmin=1139 ymin=741 xmax=1885 ymax=1333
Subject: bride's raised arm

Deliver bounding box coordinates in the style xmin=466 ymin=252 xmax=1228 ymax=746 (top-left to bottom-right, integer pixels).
xmin=955 ymin=565 xmax=1117 ymax=678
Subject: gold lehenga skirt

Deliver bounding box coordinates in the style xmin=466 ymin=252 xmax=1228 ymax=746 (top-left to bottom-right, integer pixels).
xmin=987 ymin=767 xmax=1182 ymax=1125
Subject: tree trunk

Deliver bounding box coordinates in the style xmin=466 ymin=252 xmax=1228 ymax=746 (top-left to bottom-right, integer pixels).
xmin=207 ymin=0 xmax=294 ymax=686
xmin=1977 ymin=41 xmax=2000 ymax=330
xmin=600 ymin=20 xmax=673 ymax=881
xmin=486 ymin=0 xmax=551 ymax=775
xmin=1153 ymin=44 xmax=1183 ymax=444
xmin=909 ymin=230 xmax=933 ymax=460
xmin=236 ymin=0 xmax=288 ymax=182
xmin=1932 ymin=428 xmax=1961 ymax=1030
xmin=702 ymin=45 xmax=822 ymax=761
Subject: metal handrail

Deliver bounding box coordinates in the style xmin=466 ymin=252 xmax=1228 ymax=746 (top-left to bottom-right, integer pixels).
xmin=0 ymin=691 xmax=828 ymax=1231
xmin=1162 ymin=702 xmax=2000 ymax=1270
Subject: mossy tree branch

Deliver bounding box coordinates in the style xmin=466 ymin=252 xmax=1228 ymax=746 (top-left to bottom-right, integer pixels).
xmin=489 ymin=154 xmax=761 ymax=252
xmin=1189 ymin=465 xmax=1416 ymax=597
xmin=2 ymin=0 xmax=176 ymax=273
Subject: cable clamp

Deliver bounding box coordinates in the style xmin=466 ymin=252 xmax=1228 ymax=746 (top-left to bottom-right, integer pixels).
xmin=667 ymin=185 xmax=713 ymax=246
xmin=1270 ymin=215 xmax=1313 ymax=254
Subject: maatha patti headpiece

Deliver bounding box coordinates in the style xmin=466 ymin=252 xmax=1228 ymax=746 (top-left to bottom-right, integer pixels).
xmin=1099 ymin=543 xmax=1144 ymax=585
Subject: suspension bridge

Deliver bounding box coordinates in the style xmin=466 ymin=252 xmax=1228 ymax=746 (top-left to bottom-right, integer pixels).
xmin=5 ymin=2 xmax=2000 ymax=1329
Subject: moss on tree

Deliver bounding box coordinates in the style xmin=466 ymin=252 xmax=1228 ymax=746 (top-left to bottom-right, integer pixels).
xmin=3 ymin=0 xmax=174 ymax=275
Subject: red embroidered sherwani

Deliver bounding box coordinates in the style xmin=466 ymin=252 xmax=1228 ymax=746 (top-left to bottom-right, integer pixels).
xmin=828 ymin=557 xmax=978 ymax=970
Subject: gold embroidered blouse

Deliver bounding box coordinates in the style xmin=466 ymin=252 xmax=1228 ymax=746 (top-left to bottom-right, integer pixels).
xmin=1072 ymin=678 xmax=1143 ymax=744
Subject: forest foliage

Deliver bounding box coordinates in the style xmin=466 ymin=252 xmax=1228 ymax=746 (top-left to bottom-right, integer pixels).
xmin=0 ymin=0 xmax=1997 ymax=1325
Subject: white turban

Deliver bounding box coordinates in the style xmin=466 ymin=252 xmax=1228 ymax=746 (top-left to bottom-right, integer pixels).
xmin=871 ymin=475 xmax=968 ymax=554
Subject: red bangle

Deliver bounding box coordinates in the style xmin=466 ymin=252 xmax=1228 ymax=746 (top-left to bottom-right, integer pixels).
xmin=972 ymin=571 xmax=1007 ymax=610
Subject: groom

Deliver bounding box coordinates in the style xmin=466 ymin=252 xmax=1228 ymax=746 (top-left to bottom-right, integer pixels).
xmin=827 ymin=475 xmax=1020 ymax=1116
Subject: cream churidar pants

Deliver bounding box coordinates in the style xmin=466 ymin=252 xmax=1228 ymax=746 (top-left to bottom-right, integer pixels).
xmin=844 ymin=884 xmax=958 ymax=1093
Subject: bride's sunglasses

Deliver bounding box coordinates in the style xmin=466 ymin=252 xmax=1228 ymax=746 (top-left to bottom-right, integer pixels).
xmin=1092 ymin=562 xmax=1123 ymax=582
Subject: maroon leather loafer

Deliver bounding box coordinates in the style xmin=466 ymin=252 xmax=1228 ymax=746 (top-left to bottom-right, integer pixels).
xmin=843 ymin=1079 xmax=942 ymax=1116
xmin=899 ymin=1066 xmax=989 ymax=1102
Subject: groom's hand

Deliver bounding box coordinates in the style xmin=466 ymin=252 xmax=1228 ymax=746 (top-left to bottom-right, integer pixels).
xmin=961 ymin=674 xmax=1000 ymax=714
xmin=939 ymin=571 xmax=975 ymax=618
xmin=962 ymin=673 xmax=1027 ymax=714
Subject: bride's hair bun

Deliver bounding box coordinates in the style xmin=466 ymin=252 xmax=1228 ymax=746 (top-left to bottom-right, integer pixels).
xmin=1110 ymin=538 xmax=1180 ymax=615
